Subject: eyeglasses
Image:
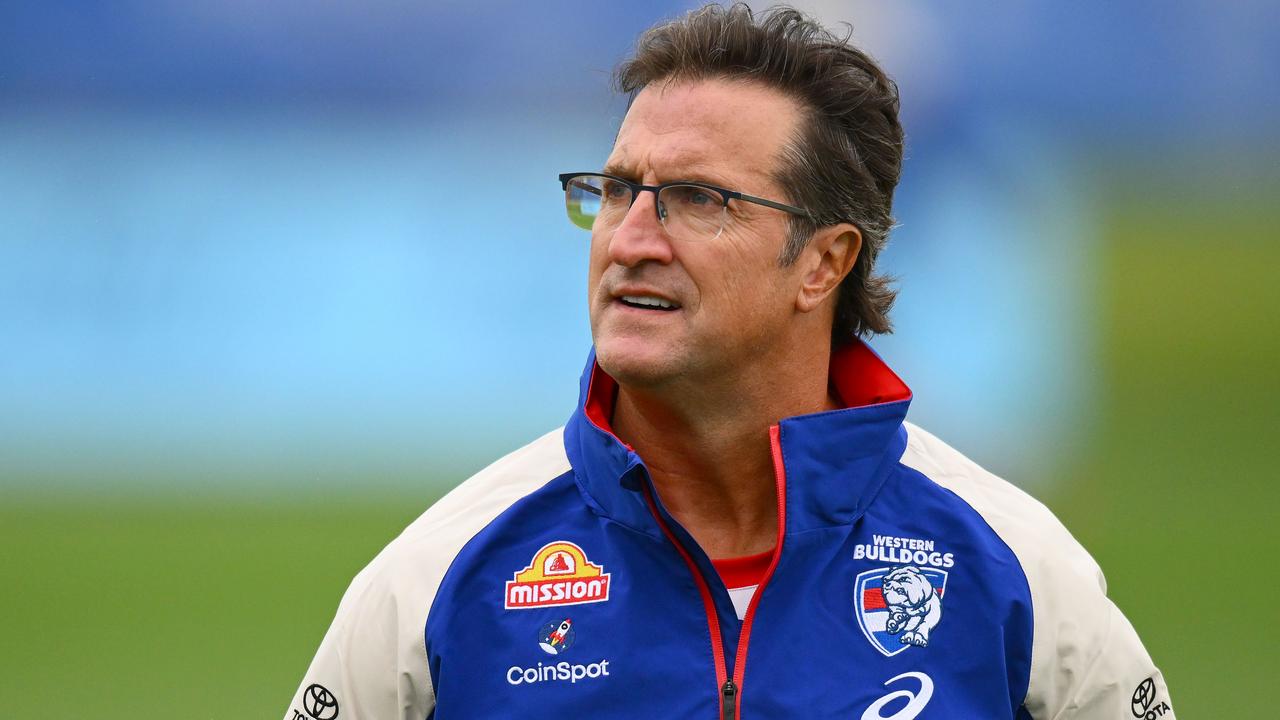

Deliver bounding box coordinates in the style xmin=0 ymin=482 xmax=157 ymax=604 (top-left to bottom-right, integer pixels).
xmin=558 ymin=172 xmax=811 ymax=242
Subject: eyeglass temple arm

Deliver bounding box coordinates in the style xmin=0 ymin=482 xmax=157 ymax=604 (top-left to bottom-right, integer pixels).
xmin=732 ymin=191 xmax=811 ymax=219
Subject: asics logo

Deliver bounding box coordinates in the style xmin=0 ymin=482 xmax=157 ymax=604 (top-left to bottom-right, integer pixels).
xmin=861 ymin=672 xmax=934 ymax=720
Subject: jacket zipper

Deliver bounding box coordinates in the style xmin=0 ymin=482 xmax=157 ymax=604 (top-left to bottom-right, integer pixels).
xmin=641 ymin=425 xmax=789 ymax=720
xmin=721 ymin=679 xmax=738 ymax=720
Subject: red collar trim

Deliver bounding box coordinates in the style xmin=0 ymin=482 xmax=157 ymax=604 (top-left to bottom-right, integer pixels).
xmin=583 ymin=362 xmax=622 ymax=441
xmin=711 ymin=548 xmax=775 ymax=589
xmin=827 ymin=339 xmax=912 ymax=408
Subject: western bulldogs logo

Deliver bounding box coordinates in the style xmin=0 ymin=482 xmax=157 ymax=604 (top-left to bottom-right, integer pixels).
xmin=855 ymin=566 xmax=947 ymax=657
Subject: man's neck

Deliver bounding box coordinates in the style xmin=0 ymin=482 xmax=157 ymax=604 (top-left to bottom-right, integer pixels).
xmin=611 ymin=348 xmax=836 ymax=560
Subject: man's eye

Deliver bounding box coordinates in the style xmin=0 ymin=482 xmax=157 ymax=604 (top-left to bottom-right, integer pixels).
xmin=688 ymin=190 xmax=715 ymax=206
xmin=602 ymin=181 xmax=629 ymax=199
xmin=670 ymin=186 xmax=718 ymax=207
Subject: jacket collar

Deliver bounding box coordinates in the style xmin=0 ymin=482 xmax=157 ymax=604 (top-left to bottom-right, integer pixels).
xmin=563 ymin=338 xmax=913 ymax=535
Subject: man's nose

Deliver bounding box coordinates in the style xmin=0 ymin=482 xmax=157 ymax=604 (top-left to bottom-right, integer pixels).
xmin=604 ymin=189 xmax=675 ymax=268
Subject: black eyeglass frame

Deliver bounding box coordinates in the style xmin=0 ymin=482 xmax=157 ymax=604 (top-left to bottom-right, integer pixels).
xmin=558 ymin=172 xmax=813 ymax=225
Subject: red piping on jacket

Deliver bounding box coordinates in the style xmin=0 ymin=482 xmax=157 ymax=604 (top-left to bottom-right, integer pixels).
xmin=728 ymin=424 xmax=789 ymax=718
xmin=640 ymin=424 xmax=789 ymax=720
xmin=640 ymin=487 xmax=730 ymax=712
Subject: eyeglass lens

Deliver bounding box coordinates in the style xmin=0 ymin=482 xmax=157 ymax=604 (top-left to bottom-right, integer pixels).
xmin=565 ymin=175 xmax=727 ymax=241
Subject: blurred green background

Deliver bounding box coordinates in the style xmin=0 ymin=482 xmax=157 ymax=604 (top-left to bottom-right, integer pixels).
xmin=3 ymin=2 xmax=1277 ymax=718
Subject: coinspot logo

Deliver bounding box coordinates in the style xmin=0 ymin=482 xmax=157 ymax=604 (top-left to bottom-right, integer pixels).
xmin=507 ymin=619 xmax=610 ymax=686
xmin=505 ymin=659 xmax=611 ymax=686
xmin=538 ymin=618 xmax=576 ymax=655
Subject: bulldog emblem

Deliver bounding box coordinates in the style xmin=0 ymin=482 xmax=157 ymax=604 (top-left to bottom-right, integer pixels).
xmin=855 ymin=565 xmax=948 ymax=657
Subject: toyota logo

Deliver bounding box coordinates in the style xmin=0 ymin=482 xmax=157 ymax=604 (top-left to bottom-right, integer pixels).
xmin=1130 ymin=678 xmax=1155 ymax=717
xmin=303 ymin=683 xmax=340 ymax=720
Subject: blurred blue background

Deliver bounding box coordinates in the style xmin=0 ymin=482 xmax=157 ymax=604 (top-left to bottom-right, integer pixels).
xmin=2 ymin=1 xmax=1276 ymax=492
xmin=2 ymin=2 xmax=1277 ymax=716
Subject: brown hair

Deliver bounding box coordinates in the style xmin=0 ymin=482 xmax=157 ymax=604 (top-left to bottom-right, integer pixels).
xmin=613 ymin=3 xmax=903 ymax=343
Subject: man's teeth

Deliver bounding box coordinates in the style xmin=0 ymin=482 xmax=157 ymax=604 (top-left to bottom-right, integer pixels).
xmin=621 ymin=295 xmax=677 ymax=309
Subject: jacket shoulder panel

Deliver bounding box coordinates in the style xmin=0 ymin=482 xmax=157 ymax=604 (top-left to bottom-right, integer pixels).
xmin=283 ymin=427 xmax=571 ymax=720
xmin=899 ymin=421 xmax=1172 ymax=719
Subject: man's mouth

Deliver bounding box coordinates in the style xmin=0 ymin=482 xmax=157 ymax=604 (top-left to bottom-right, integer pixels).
xmin=617 ymin=295 xmax=681 ymax=311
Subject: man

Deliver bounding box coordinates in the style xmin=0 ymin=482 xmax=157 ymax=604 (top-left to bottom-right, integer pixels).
xmin=285 ymin=5 xmax=1173 ymax=719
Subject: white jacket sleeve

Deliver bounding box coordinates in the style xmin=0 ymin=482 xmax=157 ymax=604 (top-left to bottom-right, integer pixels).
xmin=282 ymin=428 xmax=572 ymax=720
xmin=1021 ymin=555 xmax=1174 ymax=720
xmin=281 ymin=556 xmax=436 ymax=720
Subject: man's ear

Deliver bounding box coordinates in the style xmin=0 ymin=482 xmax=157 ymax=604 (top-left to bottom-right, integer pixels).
xmin=796 ymin=223 xmax=862 ymax=313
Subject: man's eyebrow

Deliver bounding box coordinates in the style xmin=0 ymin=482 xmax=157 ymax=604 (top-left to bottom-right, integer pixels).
xmin=601 ymin=162 xmax=742 ymax=189
xmin=601 ymin=162 xmax=634 ymax=179
xmin=678 ymin=168 xmax=739 ymax=188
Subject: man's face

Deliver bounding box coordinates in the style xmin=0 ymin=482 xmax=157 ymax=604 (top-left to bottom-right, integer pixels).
xmin=588 ymin=78 xmax=808 ymax=388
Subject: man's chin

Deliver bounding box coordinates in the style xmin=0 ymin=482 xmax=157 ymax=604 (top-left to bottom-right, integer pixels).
xmin=593 ymin=339 xmax=684 ymax=389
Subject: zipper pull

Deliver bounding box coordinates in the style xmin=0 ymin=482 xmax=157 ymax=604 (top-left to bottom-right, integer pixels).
xmin=722 ymin=679 xmax=738 ymax=720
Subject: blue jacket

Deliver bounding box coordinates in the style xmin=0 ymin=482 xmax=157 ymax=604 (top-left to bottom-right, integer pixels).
xmin=285 ymin=340 xmax=1174 ymax=720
